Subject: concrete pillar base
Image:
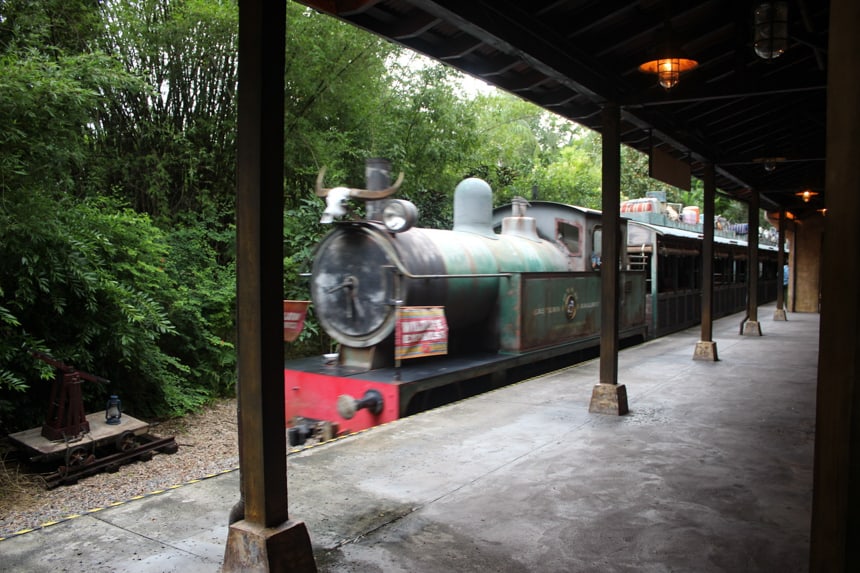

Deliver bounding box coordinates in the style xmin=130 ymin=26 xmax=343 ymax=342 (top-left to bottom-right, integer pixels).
xmin=222 ymin=519 xmax=317 ymax=573
xmin=773 ymin=309 xmax=788 ymax=321
xmin=588 ymin=383 xmax=628 ymax=415
xmin=693 ymin=341 xmax=719 ymax=361
xmin=743 ymin=321 xmax=763 ymax=336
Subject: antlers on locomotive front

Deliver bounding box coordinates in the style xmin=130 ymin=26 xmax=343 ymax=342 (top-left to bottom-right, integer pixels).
xmin=314 ymin=166 xmax=405 ymax=224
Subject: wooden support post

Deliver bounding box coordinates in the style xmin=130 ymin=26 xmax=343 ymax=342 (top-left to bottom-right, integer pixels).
xmin=589 ymin=102 xmax=627 ymax=415
xmin=811 ymin=0 xmax=860 ymax=568
xmin=773 ymin=208 xmax=788 ymax=321
xmin=742 ymin=191 xmax=762 ymax=336
xmin=223 ymin=1 xmax=316 ymax=571
xmin=694 ymin=163 xmax=718 ymax=360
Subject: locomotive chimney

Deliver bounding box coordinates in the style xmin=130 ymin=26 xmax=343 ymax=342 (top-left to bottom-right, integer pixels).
xmin=453 ymin=177 xmax=495 ymax=237
xmin=364 ymin=157 xmax=392 ymax=221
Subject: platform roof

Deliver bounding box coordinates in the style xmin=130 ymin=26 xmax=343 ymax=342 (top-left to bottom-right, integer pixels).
xmin=295 ymin=0 xmax=829 ymax=218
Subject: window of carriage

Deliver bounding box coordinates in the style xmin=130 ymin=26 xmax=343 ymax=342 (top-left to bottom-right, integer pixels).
xmin=556 ymin=221 xmax=581 ymax=255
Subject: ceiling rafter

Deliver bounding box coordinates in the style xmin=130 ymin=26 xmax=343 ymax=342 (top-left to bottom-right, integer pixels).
xmin=296 ymin=0 xmax=829 ymax=216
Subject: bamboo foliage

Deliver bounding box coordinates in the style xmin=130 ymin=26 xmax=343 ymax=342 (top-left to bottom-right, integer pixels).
xmin=2 ymin=0 xmax=746 ymax=431
xmin=95 ymin=0 xmax=238 ymax=218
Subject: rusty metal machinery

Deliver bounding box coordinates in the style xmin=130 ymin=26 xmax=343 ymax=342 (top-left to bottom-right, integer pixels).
xmin=8 ymin=351 xmax=178 ymax=488
xmin=30 ymin=350 xmax=110 ymax=441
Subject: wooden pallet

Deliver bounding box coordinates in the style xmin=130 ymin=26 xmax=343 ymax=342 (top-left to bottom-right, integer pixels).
xmin=8 ymin=412 xmax=150 ymax=461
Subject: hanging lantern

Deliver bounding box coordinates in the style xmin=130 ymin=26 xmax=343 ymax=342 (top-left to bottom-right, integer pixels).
xmin=754 ymin=2 xmax=789 ymax=60
xmin=106 ymin=394 xmax=123 ymax=425
xmin=639 ymin=57 xmax=699 ymax=90
xmin=639 ymin=18 xmax=698 ymax=90
xmin=796 ymin=189 xmax=818 ymax=203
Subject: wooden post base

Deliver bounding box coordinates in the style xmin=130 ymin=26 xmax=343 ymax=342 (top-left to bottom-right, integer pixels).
xmin=743 ymin=320 xmax=763 ymax=336
xmin=773 ymin=309 xmax=788 ymax=321
xmin=222 ymin=519 xmax=317 ymax=573
xmin=588 ymin=383 xmax=628 ymax=415
xmin=693 ymin=341 xmax=719 ymax=361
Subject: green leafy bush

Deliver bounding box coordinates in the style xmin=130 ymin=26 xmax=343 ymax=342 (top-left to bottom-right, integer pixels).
xmin=0 ymin=193 xmax=232 ymax=431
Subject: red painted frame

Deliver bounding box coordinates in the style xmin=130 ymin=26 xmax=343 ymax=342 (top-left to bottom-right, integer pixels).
xmin=284 ymin=369 xmax=401 ymax=435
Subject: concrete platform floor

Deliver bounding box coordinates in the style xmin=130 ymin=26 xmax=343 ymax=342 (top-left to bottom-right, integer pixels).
xmin=0 ymin=304 xmax=817 ymax=572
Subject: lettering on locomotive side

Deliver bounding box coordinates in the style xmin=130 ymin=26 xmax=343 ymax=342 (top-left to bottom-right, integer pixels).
xmin=400 ymin=329 xmax=447 ymax=345
xmin=533 ymin=306 xmax=564 ymax=316
xmin=532 ymin=299 xmax=598 ymax=318
xmin=400 ymin=318 xmax=447 ymax=334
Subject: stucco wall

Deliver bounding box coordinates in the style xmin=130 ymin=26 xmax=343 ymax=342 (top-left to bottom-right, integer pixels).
xmin=792 ymin=214 xmax=825 ymax=313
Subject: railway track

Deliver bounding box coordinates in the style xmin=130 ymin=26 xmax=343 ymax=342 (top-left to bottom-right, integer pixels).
xmin=42 ymin=434 xmax=178 ymax=489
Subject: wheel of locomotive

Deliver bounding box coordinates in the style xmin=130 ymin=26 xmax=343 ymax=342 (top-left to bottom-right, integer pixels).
xmin=116 ymin=430 xmax=137 ymax=452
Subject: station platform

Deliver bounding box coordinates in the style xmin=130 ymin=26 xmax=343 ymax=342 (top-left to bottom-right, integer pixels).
xmin=0 ymin=304 xmax=817 ymax=572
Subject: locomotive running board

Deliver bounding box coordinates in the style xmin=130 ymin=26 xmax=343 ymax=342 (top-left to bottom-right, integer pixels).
xmin=284 ymin=325 xmax=647 ymax=436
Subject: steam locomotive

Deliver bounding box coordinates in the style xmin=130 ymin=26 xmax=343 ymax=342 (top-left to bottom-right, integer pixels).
xmin=284 ymin=167 xmax=779 ymax=444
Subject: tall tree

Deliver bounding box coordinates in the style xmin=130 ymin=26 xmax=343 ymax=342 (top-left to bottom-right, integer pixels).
xmin=0 ymin=0 xmax=235 ymax=428
xmin=280 ymin=4 xmax=397 ymax=207
xmin=93 ymin=0 xmax=239 ymax=221
xmin=0 ymin=0 xmax=102 ymax=55
xmin=377 ymin=58 xmax=482 ymax=227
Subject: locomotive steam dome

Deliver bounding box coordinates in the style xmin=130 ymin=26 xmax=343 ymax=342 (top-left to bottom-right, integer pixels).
xmin=453 ymin=177 xmax=495 ymax=236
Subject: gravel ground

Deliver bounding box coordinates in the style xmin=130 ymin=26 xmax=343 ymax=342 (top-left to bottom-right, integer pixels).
xmin=0 ymin=397 xmax=240 ymax=539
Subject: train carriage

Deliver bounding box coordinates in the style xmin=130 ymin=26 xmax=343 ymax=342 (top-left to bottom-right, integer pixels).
xmin=624 ymin=209 xmax=780 ymax=338
xmin=283 ymin=168 xmax=780 ymax=444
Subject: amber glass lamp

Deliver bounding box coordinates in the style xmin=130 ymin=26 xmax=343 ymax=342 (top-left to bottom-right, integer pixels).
xmin=796 ymin=189 xmax=818 ymax=203
xmin=639 ymin=20 xmax=698 ymax=90
xmin=639 ymin=57 xmax=698 ymax=89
